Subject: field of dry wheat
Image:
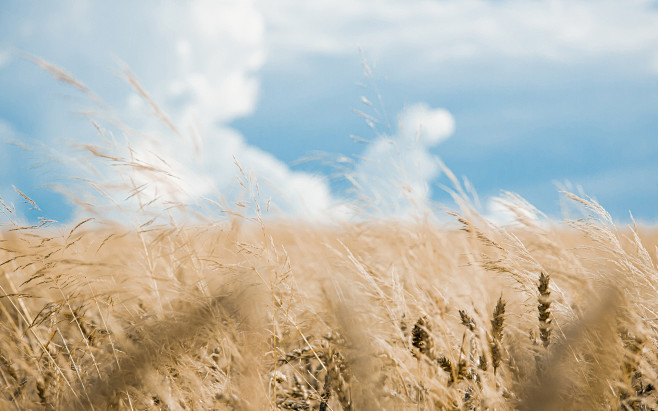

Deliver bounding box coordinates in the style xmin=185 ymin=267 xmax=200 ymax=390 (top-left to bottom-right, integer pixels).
xmin=1 ymin=57 xmax=656 ymax=410
xmin=0 ymin=188 xmax=657 ymax=410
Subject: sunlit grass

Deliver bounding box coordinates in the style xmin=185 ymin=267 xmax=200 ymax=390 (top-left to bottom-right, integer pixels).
xmin=1 ymin=58 xmax=657 ymax=410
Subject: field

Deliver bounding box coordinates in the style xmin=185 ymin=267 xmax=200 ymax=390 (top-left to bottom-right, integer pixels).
xmin=1 ymin=59 xmax=657 ymax=410
xmin=1 ymin=186 xmax=657 ymax=410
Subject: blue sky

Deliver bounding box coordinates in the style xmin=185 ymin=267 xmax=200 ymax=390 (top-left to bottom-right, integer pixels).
xmin=1 ymin=0 xmax=658 ymax=224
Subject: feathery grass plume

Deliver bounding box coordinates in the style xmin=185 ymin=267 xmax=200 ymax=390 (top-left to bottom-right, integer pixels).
xmin=490 ymin=297 xmax=506 ymax=375
xmin=537 ymin=272 xmax=551 ymax=348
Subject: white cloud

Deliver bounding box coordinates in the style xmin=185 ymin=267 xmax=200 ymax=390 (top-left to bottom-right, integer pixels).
xmin=121 ymin=124 xmax=344 ymax=222
xmin=257 ymin=0 xmax=658 ymax=71
xmin=109 ymin=0 xmax=342 ymax=221
xmin=398 ymin=104 xmax=455 ymax=145
xmin=1 ymin=0 xmax=345 ymax=222
xmin=350 ymin=103 xmax=455 ymax=215
xmin=7 ymin=0 xmax=657 ymax=224
xmin=152 ymin=0 xmax=266 ymax=127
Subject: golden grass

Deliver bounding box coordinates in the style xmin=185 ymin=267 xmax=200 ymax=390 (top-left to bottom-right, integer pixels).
xmin=2 ymin=56 xmax=657 ymax=410
xmin=0 ymin=201 xmax=657 ymax=410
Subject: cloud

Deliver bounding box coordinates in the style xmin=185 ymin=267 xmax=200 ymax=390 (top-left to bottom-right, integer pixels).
xmin=118 ymin=99 xmax=456 ymax=221
xmin=0 ymin=0 xmax=344 ymax=222
xmin=153 ymin=0 xmax=266 ymax=126
xmin=6 ymin=0 xmax=655 ymax=224
xmin=109 ymin=0 xmax=342 ymax=221
xmin=398 ymin=104 xmax=455 ymax=145
xmin=257 ymin=0 xmax=658 ymax=72
xmin=350 ymin=103 xmax=455 ymax=215
xmin=112 ymin=123 xmax=344 ymax=222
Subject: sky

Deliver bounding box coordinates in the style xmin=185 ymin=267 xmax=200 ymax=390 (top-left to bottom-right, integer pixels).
xmin=1 ymin=0 xmax=658 ymax=225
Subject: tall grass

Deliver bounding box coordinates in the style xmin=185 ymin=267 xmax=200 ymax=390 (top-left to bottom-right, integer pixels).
xmin=1 ymin=58 xmax=657 ymax=410
xmin=1 ymin=192 xmax=657 ymax=409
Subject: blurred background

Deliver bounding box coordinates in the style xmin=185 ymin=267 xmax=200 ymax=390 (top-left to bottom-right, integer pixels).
xmin=1 ymin=0 xmax=658 ymax=224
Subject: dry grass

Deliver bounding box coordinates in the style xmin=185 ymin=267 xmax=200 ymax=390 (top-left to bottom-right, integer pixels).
xmin=2 ymin=56 xmax=658 ymax=410
xmin=0 ymin=199 xmax=657 ymax=410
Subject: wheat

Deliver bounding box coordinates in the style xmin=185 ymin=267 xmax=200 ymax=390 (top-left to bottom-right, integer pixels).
xmin=537 ymin=272 xmax=552 ymax=348
xmin=0 ymin=207 xmax=657 ymax=409
xmin=412 ymin=316 xmax=434 ymax=360
xmin=459 ymin=310 xmax=477 ymax=332
xmin=490 ymin=297 xmax=506 ymax=375
xmin=2 ymin=66 xmax=658 ymax=408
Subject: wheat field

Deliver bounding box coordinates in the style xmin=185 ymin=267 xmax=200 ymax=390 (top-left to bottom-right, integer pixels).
xmin=2 ymin=60 xmax=657 ymax=410
xmin=1 ymin=185 xmax=657 ymax=410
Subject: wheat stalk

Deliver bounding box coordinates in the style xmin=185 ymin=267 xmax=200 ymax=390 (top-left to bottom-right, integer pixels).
xmin=490 ymin=297 xmax=506 ymax=375
xmin=537 ymin=272 xmax=552 ymax=348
